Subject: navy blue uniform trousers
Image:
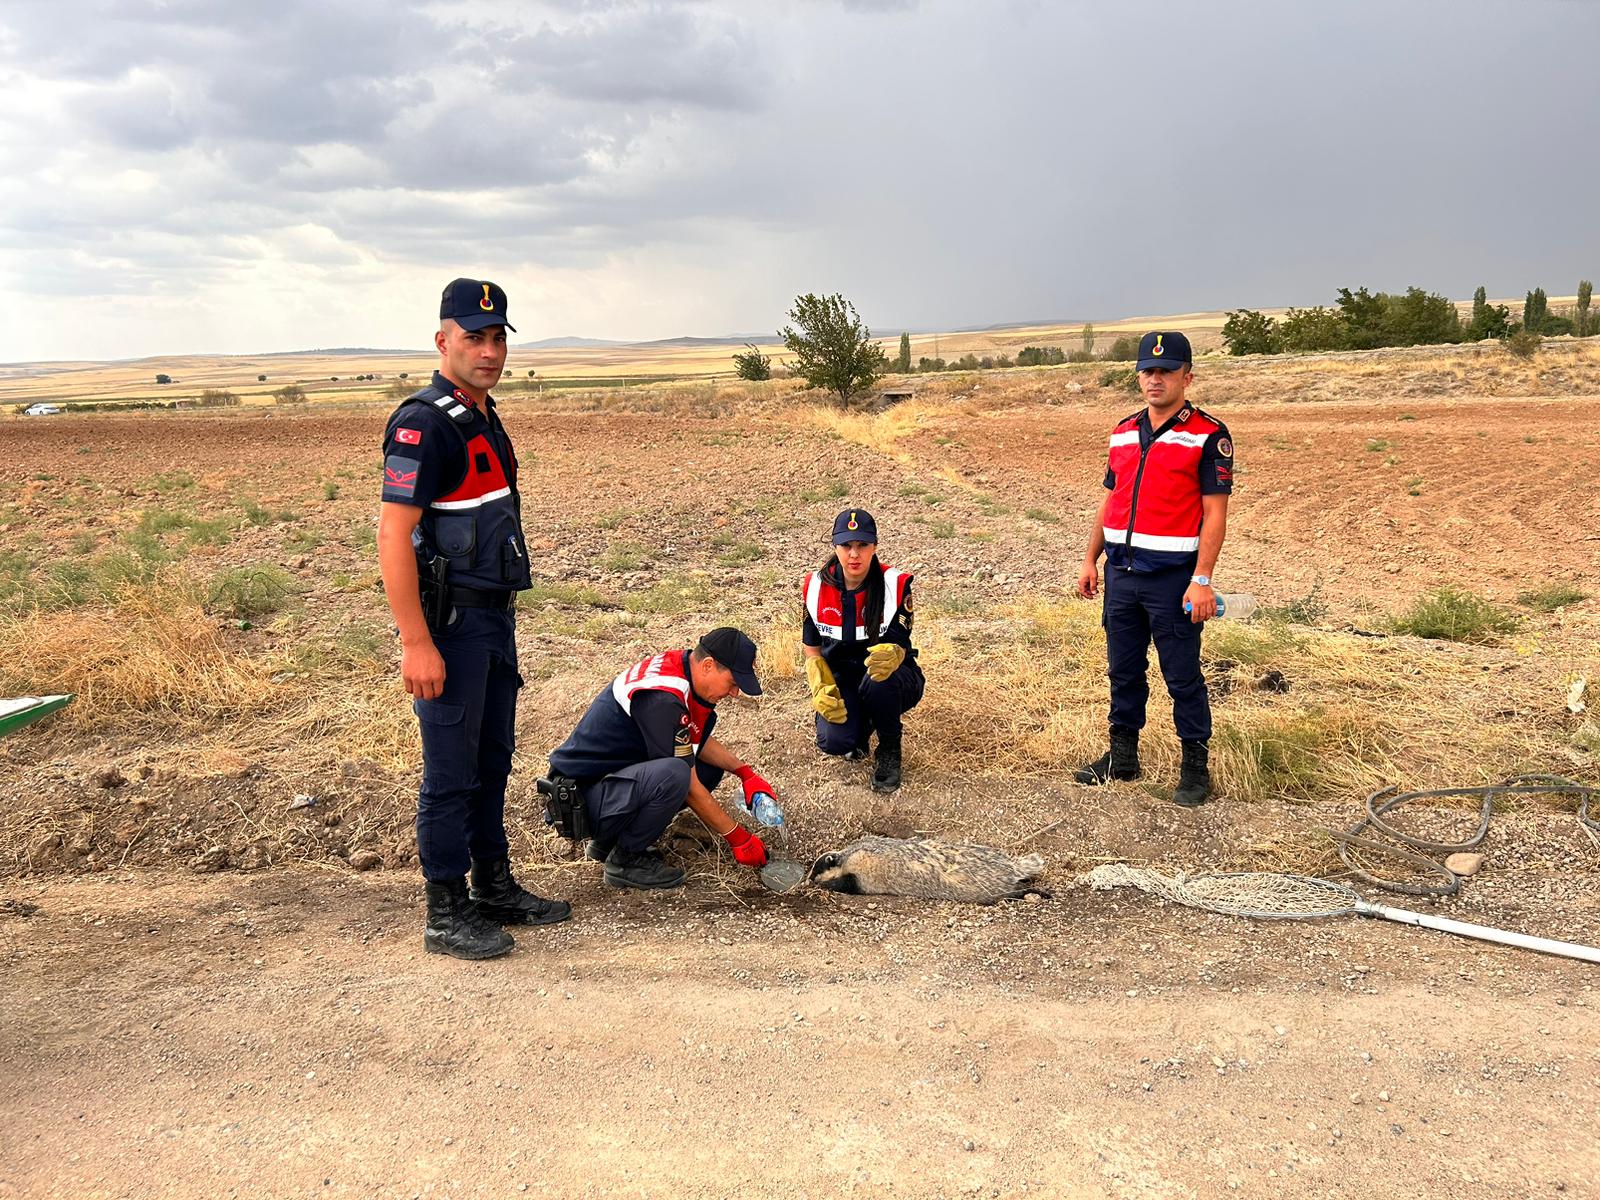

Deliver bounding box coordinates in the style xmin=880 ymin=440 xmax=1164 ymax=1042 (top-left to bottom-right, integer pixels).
xmin=412 ymin=607 xmax=521 ymax=880
xmin=1103 ymin=565 xmax=1211 ymax=742
xmin=581 ymin=757 xmax=725 ymax=853
xmin=815 ymin=657 xmax=925 ymax=755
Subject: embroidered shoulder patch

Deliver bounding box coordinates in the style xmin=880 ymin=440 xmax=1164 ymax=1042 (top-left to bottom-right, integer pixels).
xmin=382 ymin=454 xmax=421 ymax=500
xmin=1217 ymin=436 xmax=1233 ymax=458
xmin=394 ymin=427 xmax=422 ymax=446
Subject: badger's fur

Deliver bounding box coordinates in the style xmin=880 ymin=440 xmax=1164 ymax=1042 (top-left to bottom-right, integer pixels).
xmin=807 ymin=836 xmax=1047 ymax=904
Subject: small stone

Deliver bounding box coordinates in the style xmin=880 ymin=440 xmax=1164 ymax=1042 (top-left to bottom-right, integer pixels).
xmin=288 ymin=794 xmax=316 ymax=811
xmin=1444 ymin=853 xmax=1484 ymax=877
xmin=94 ymin=767 xmax=127 ymax=789
xmin=1379 ymin=1090 xmax=1390 ymax=1101
xmin=349 ymin=851 xmax=383 ymax=872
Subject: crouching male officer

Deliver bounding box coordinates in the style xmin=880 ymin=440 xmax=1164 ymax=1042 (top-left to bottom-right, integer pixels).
xmin=377 ymin=278 xmax=570 ymax=961
xmin=1075 ymin=331 xmax=1233 ymax=806
xmin=547 ymin=628 xmax=775 ymax=890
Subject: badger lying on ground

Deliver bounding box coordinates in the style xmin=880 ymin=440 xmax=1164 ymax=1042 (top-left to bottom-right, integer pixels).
xmin=807 ymin=836 xmax=1048 ymax=904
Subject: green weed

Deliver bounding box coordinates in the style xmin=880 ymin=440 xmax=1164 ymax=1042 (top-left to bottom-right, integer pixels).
xmin=602 ymin=541 xmax=651 ymax=572
xmin=524 ymin=581 xmax=612 ymax=608
xmin=1516 ymin=583 xmax=1587 ymax=612
xmin=1260 ymin=579 xmax=1327 ymax=626
xmin=1388 ymin=586 xmax=1519 ymax=643
xmin=207 ymin=565 xmax=299 ymax=620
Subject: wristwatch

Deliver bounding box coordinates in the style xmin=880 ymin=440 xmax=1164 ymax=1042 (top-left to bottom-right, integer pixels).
xmin=1190 ymin=574 xmax=1211 ymax=586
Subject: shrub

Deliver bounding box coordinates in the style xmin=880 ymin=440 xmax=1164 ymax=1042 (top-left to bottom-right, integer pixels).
xmin=917 ymin=357 xmax=946 ymax=372
xmin=732 ymin=344 xmax=772 ymax=381
xmin=1516 ymin=583 xmax=1586 ymax=612
xmin=1098 ymin=366 xmax=1138 ymax=392
xmin=1102 ymin=336 xmax=1138 ymax=362
xmin=1261 ymin=578 xmax=1327 ymax=625
xmin=207 ymin=565 xmax=298 ymax=620
xmin=1388 ymin=586 xmax=1519 ymax=643
xmin=273 ymin=383 xmax=308 ymax=405
xmin=1503 ymin=328 xmax=1541 ymax=359
xmin=1221 ymin=309 xmax=1283 ymax=355
xmin=199 ymin=389 xmax=239 ymax=407
xmin=1280 ymin=305 xmax=1344 ymax=351
xmin=1017 ymin=346 xmax=1066 ymax=366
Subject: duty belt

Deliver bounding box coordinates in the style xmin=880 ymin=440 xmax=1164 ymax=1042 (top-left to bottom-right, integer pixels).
xmin=448 ymin=586 xmax=514 ymax=611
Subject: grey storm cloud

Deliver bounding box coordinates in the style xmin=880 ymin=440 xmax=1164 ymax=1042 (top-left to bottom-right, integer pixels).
xmin=2 ymin=0 xmax=1599 ymax=361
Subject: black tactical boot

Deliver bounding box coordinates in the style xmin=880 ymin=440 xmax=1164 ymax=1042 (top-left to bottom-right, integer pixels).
xmin=424 ymin=878 xmax=515 ymax=960
xmin=584 ymin=836 xmax=615 ymax=863
xmin=1074 ymin=727 xmax=1142 ymax=784
xmin=603 ymin=847 xmax=686 ymax=891
xmin=871 ymin=740 xmax=902 ymax=793
xmin=469 ymin=857 xmax=572 ymax=926
xmin=1173 ymin=739 xmax=1213 ymax=808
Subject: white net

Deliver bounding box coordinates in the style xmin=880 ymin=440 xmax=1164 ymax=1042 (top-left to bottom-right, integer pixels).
xmin=1086 ymin=864 xmax=1363 ymax=921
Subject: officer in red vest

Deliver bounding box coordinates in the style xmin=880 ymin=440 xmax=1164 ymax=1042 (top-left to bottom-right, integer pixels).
xmin=1075 ymin=331 xmax=1233 ymax=806
xmin=377 ymin=278 xmax=569 ymax=960
xmin=801 ymin=508 xmax=923 ymax=792
xmin=547 ymin=628 xmax=774 ymax=890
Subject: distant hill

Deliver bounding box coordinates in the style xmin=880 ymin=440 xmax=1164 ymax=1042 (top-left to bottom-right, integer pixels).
xmin=513 ymin=336 xmax=628 ymax=350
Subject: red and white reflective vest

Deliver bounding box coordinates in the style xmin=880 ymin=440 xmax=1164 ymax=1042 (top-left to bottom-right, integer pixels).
xmin=610 ymin=650 xmax=714 ymax=753
xmin=1103 ymin=405 xmax=1223 ymax=571
xmin=803 ymin=566 xmax=912 ymax=642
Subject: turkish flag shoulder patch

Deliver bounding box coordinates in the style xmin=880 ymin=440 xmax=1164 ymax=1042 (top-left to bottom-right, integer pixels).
xmin=394 ymin=427 xmax=422 ymax=446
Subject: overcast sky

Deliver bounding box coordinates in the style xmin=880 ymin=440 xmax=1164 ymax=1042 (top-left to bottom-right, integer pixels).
xmin=2 ymin=0 xmax=1597 ymax=361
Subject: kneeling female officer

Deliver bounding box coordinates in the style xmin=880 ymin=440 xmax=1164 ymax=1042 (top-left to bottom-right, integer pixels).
xmin=801 ymin=507 xmax=924 ymax=792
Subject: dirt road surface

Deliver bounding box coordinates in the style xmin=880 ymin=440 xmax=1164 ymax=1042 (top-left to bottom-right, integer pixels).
xmin=4 ymin=865 xmax=1596 ymax=1199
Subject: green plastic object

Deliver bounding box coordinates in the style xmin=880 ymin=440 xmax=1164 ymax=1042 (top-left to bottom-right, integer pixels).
xmin=0 ymin=694 xmax=75 ymax=739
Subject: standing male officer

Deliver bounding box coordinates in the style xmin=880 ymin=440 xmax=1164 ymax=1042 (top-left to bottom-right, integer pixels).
xmin=377 ymin=278 xmax=570 ymax=960
xmin=547 ymin=628 xmax=775 ymax=891
xmin=1075 ymin=331 xmax=1233 ymax=806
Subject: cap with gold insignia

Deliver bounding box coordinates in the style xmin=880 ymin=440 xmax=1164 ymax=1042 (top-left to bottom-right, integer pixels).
xmin=1136 ymin=330 xmax=1191 ymax=372
xmin=440 ymin=277 xmax=518 ymax=333
xmin=831 ymin=507 xmax=878 ymax=545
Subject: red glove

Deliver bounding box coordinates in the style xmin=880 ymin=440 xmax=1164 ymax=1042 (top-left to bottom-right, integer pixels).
xmin=724 ymin=825 xmax=768 ymax=868
xmin=735 ymin=765 xmax=775 ymax=812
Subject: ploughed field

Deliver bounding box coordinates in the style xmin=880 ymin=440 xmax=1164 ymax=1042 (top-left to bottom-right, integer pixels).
xmin=2 ymin=347 xmax=1597 ymax=1198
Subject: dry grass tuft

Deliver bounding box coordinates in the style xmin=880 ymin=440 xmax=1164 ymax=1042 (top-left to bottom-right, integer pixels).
xmin=911 ymin=599 xmax=1569 ymax=805
xmin=778 ymin=393 xmax=979 ymax=459
xmin=0 ymin=574 xmax=285 ymax=726
xmin=757 ymin=619 xmax=803 ymax=683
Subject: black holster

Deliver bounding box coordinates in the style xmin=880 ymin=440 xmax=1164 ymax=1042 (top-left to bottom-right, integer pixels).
xmin=417 ymin=550 xmax=450 ymax=632
xmin=538 ymin=774 xmax=590 ymax=841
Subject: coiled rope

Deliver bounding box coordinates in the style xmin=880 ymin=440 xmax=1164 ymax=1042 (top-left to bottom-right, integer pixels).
xmin=1325 ymin=774 xmax=1600 ymax=898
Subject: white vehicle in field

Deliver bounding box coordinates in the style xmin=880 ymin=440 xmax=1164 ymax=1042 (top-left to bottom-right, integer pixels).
xmin=22 ymin=403 xmax=62 ymax=416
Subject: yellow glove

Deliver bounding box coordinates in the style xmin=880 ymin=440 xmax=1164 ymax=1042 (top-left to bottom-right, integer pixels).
xmin=805 ymin=656 xmax=848 ymax=724
xmin=865 ymin=642 xmax=906 ymax=682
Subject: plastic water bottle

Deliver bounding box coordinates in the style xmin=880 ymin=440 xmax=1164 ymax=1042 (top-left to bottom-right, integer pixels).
xmin=1184 ymin=592 xmax=1258 ymax=619
xmin=750 ymin=792 xmax=785 ymax=828
xmin=750 ymin=792 xmax=783 ymax=826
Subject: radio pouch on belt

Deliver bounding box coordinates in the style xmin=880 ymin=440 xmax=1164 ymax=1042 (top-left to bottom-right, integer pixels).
xmin=537 ymin=774 xmax=590 ymax=841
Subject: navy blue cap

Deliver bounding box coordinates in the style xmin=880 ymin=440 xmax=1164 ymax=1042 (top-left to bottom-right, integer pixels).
xmin=440 ymin=277 xmax=517 ymax=333
xmin=831 ymin=507 xmax=878 ymax=545
xmin=697 ymin=627 xmax=762 ymax=696
xmin=1136 ymin=331 xmax=1192 ymax=372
